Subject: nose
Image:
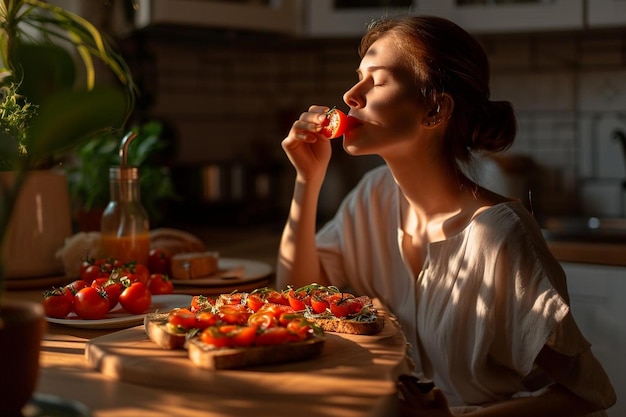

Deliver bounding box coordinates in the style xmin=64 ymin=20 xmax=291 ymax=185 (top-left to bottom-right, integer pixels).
xmin=343 ymin=82 xmax=365 ymax=109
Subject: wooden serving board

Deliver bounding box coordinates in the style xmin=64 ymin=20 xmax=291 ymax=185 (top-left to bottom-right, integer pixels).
xmin=85 ymin=314 xmax=411 ymax=417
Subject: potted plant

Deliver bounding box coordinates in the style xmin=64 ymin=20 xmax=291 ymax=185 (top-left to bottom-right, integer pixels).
xmin=0 ymin=1 xmax=136 ymax=413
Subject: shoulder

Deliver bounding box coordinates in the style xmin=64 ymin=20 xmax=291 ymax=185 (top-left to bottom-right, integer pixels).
xmin=472 ymin=201 xmax=542 ymax=241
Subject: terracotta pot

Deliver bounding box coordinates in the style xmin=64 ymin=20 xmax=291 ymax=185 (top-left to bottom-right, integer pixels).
xmin=0 ymin=170 xmax=73 ymax=278
xmin=0 ymin=299 xmax=46 ymax=416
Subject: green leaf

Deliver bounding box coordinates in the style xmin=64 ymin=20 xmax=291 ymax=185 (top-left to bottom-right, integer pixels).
xmin=12 ymin=43 xmax=76 ymax=106
xmin=25 ymin=87 xmax=127 ymax=165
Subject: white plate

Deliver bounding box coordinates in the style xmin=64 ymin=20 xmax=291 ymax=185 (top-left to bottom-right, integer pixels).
xmin=45 ymin=294 xmax=193 ymax=330
xmin=170 ymin=257 xmax=273 ymax=287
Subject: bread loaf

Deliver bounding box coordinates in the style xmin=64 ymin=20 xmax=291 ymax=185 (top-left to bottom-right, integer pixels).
xmin=170 ymin=251 xmax=219 ymax=280
xmin=150 ymin=228 xmax=206 ymax=256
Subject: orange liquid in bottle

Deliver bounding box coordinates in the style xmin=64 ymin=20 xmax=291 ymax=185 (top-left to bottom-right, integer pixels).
xmin=101 ymin=233 xmax=150 ymax=265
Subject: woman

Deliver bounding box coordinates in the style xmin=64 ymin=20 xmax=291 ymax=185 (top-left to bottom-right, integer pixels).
xmin=277 ymin=15 xmax=615 ymax=417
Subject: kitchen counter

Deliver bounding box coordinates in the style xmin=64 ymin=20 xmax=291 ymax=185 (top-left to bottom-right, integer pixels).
xmin=547 ymin=240 xmax=626 ymax=267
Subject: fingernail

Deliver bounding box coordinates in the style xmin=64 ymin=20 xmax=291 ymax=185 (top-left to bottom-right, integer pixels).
xmin=318 ymin=114 xmax=326 ymax=122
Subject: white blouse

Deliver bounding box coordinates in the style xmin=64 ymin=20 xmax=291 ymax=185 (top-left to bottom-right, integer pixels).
xmin=315 ymin=164 xmax=615 ymax=412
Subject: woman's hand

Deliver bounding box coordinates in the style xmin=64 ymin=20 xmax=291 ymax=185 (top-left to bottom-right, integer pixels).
xmin=397 ymin=375 xmax=455 ymax=417
xmin=281 ymin=105 xmax=333 ymax=184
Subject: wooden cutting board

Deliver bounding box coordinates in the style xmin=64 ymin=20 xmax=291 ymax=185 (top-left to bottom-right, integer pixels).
xmin=85 ymin=315 xmax=411 ymax=417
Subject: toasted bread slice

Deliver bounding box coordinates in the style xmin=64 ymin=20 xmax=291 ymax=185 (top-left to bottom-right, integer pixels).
xmin=187 ymin=335 xmax=325 ymax=370
xmin=310 ymin=310 xmax=385 ymax=335
xmin=144 ymin=312 xmax=189 ymax=350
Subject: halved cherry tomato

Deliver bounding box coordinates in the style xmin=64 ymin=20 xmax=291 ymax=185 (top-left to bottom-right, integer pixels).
xmin=245 ymin=293 xmax=266 ymax=312
xmin=218 ymin=304 xmax=251 ymax=325
xmin=42 ymin=287 xmax=73 ymax=319
xmin=190 ymin=295 xmax=215 ymax=313
xmin=257 ymin=303 xmax=295 ymax=320
xmin=254 ymin=326 xmax=295 ymax=346
xmin=219 ymin=292 xmax=244 ymax=305
xmin=278 ymin=312 xmax=306 ymax=327
xmin=248 ymin=311 xmax=278 ymax=330
xmin=288 ymin=289 xmax=311 ymax=311
xmin=195 ymin=311 xmax=219 ymax=329
xmin=119 ymin=281 xmax=152 ymax=315
xmin=265 ymin=290 xmax=290 ymax=306
xmin=320 ymin=108 xmax=352 ymax=139
xmin=200 ymin=325 xmax=257 ymax=348
xmin=168 ymin=308 xmax=198 ymax=329
xmin=310 ymin=293 xmax=330 ymax=314
xmin=73 ymin=286 xmax=109 ymax=320
xmin=286 ymin=317 xmax=313 ymax=340
xmin=328 ymin=293 xmax=359 ymax=318
xmin=200 ymin=326 xmax=231 ymax=348
xmin=147 ymin=273 xmax=174 ymax=295
xmin=227 ymin=324 xmax=258 ymax=347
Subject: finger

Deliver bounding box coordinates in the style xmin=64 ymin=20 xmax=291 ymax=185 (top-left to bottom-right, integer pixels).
xmin=398 ymin=375 xmax=435 ymax=394
xmin=308 ymin=105 xmax=330 ymax=114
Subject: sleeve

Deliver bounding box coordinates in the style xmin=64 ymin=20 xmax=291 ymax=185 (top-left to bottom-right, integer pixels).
xmin=489 ymin=207 xmax=616 ymax=409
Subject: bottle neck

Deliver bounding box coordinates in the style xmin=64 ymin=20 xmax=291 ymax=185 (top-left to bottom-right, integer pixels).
xmin=109 ymin=178 xmax=141 ymax=203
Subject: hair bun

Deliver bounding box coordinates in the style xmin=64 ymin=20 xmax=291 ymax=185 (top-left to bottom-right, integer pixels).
xmin=471 ymin=100 xmax=516 ymax=153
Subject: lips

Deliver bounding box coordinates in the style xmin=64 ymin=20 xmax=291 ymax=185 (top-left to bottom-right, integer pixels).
xmin=344 ymin=115 xmax=362 ymax=133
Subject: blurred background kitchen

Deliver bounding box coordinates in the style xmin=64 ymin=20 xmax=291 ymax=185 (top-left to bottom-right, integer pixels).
xmin=63 ymin=0 xmax=626 ymax=229
xmin=42 ymin=1 xmax=626 ymax=415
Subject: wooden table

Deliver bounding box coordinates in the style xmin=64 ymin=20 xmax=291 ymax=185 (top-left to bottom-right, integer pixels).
xmin=4 ymin=226 xmax=411 ymax=417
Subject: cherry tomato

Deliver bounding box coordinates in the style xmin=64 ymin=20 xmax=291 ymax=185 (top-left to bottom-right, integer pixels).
xmin=168 ymin=308 xmax=198 ymax=329
xmin=147 ymin=248 xmax=171 ymax=275
xmin=257 ymin=303 xmax=295 ymax=320
xmin=265 ymin=290 xmax=290 ymax=306
xmin=217 ymin=304 xmax=251 ymax=325
xmin=200 ymin=326 xmax=231 ymax=348
xmin=73 ymin=286 xmax=109 ymax=320
xmin=288 ymin=289 xmax=310 ymax=311
xmin=119 ymin=281 xmax=152 ymax=315
xmin=147 ymin=273 xmax=174 ymax=295
xmin=254 ymin=327 xmax=294 ymax=346
xmin=125 ymin=263 xmax=150 ymax=284
xmin=320 ymin=108 xmax=354 ymax=139
xmin=328 ymin=293 xmax=357 ymax=318
xmin=248 ymin=311 xmax=278 ymax=330
xmin=65 ymin=279 xmax=89 ymax=296
xmin=190 ymin=295 xmax=215 ymax=313
xmin=310 ymin=293 xmax=330 ymax=314
xmin=245 ymin=293 xmax=266 ymax=312
xmin=286 ymin=317 xmax=313 ymax=340
xmin=78 ymin=259 xmax=94 ymax=280
xmin=195 ymin=311 xmax=219 ymax=329
xmin=227 ymin=324 xmax=258 ymax=347
xmin=219 ymin=292 xmax=244 ymax=305
xmin=42 ymin=287 xmax=73 ymax=319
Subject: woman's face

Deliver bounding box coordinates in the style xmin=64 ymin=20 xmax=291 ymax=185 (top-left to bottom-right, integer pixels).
xmin=342 ymin=34 xmax=428 ymax=157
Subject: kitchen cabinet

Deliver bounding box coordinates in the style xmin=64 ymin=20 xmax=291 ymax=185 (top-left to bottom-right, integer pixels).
xmin=562 ymin=262 xmax=626 ymax=417
xmin=305 ymin=0 xmax=585 ymax=36
xmin=417 ymin=0 xmax=584 ymax=33
xmin=133 ymin=0 xmax=302 ymax=34
xmin=305 ymin=0 xmax=414 ymax=37
xmin=587 ymin=0 xmax=626 ymax=28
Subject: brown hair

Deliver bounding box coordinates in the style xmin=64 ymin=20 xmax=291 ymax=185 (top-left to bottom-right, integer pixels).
xmin=360 ymin=15 xmax=516 ymax=164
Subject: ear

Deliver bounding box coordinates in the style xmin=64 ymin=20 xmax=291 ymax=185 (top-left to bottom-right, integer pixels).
xmin=424 ymin=93 xmax=454 ymax=128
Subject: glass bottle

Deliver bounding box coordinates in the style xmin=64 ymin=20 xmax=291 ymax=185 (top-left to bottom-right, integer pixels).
xmin=100 ymin=133 xmax=150 ymax=265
